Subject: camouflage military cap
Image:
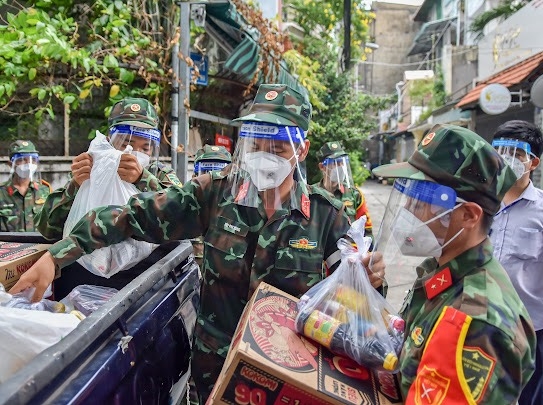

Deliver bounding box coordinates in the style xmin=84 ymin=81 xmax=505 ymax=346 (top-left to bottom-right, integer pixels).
xmin=372 ymin=124 xmax=517 ymax=215
xmin=317 ymin=141 xmax=348 ymax=161
xmin=9 ymin=140 xmax=39 ymax=158
xmin=194 ymin=145 xmax=232 ymax=164
xmin=108 ymin=97 xmax=159 ymax=129
xmin=233 ymin=84 xmax=312 ymax=131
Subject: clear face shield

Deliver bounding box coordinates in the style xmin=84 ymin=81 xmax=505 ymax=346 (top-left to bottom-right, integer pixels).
xmin=321 ymin=155 xmax=355 ymax=191
xmin=10 ymin=153 xmax=40 ymax=183
xmin=228 ymin=122 xmax=308 ymax=209
xmin=492 ymin=138 xmax=534 ymax=180
xmin=193 ymin=160 xmax=229 ymax=177
xmin=109 ymin=125 xmax=161 ymax=175
xmin=370 ymin=178 xmax=465 ymax=280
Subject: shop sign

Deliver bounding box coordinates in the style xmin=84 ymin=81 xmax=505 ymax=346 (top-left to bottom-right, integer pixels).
xmin=479 ymin=84 xmax=511 ymax=115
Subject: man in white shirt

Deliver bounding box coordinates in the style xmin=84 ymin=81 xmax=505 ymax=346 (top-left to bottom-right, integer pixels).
xmin=490 ymin=120 xmax=543 ymax=405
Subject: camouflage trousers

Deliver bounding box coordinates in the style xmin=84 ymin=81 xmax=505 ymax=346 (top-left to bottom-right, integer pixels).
xmin=191 ymin=347 xmax=225 ymax=404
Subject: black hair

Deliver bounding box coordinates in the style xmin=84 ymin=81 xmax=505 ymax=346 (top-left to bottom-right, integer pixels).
xmin=493 ymin=120 xmax=543 ymax=158
xmin=481 ymin=212 xmax=494 ymax=235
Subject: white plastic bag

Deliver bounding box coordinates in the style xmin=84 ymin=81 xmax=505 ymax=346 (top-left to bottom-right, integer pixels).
xmin=0 ymin=306 xmax=81 ymax=382
xmin=63 ymin=132 xmax=156 ymax=278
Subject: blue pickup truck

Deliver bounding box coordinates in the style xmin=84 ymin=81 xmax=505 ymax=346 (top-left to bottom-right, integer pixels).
xmin=0 ymin=233 xmax=199 ymax=405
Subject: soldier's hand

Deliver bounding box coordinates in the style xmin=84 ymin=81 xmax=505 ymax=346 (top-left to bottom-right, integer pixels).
xmin=9 ymin=252 xmax=56 ymax=302
xmin=71 ymin=152 xmax=93 ymax=185
xmin=118 ymin=153 xmax=143 ymax=184
xmin=364 ymin=251 xmax=385 ymax=289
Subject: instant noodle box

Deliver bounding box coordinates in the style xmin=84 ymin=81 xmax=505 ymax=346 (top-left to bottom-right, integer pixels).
xmin=208 ymin=282 xmax=402 ymax=405
xmin=0 ymin=241 xmax=54 ymax=290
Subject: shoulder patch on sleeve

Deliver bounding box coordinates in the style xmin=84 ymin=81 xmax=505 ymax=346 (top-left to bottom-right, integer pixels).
xmin=462 ymin=346 xmax=495 ymax=402
xmin=166 ymin=172 xmax=182 ymax=186
xmin=40 ymin=179 xmax=52 ymax=192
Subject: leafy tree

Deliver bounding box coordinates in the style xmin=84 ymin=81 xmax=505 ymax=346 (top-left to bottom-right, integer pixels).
xmin=0 ymin=0 xmax=180 ymax=145
xmin=282 ymin=0 xmax=392 ymax=183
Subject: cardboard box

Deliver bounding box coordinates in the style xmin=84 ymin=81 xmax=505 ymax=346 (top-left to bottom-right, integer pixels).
xmin=209 ymin=282 xmax=403 ymax=405
xmin=0 ymin=241 xmax=52 ymax=290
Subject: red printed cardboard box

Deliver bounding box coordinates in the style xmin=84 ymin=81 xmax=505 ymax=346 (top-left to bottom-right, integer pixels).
xmin=209 ymin=282 xmax=403 ymax=405
xmin=0 ymin=241 xmax=52 ymax=290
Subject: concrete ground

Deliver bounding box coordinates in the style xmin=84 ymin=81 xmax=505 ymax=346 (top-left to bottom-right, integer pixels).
xmin=360 ymin=180 xmax=418 ymax=312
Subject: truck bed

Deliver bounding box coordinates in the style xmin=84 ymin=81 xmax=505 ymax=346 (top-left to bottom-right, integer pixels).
xmin=0 ymin=235 xmax=199 ymax=405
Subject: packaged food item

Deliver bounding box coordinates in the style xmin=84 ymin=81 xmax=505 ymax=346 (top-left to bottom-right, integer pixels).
xmin=61 ymin=285 xmax=118 ymax=316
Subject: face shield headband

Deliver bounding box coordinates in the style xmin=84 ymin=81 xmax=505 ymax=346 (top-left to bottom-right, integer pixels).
xmin=492 ymin=138 xmax=535 ymax=179
xmin=109 ymin=125 xmax=161 ymax=143
xmin=194 ymin=161 xmax=229 ymax=175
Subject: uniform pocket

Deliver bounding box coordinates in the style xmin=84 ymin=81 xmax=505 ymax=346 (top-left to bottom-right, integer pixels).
xmin=510 ymin=227 xmax=543 ymax=261
xmin=269 ymin=246 xmax=324 ymax=298
xmin=203 ymin=217 xmax=250 ymax=285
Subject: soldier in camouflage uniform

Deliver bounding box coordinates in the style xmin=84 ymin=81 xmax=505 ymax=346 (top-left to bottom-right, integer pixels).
xmin=191 ymin=145 xmax=232 ymax=268
xmin=0 ymin=140 xmax=52 ymax=232
xmin=12 ymin=84 xmax=386 ymax=403
xmin=372 ymin=124 xmax=535 ymax=403
xmin=36 ymin=97 xmax=181 ymax=240
xmin=314 ymin=141 xmax=373 ymax=237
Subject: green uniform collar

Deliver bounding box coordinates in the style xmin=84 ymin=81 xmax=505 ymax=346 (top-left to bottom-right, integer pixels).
xmin=413 ymin=238 xmax=494 ymax=294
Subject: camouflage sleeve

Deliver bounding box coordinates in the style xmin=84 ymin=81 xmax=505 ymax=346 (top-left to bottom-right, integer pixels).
xmin=134 ymin=168 xmax=162 ymax=192
xmin=35 ymin=178 xmax=80 ymax=241
xmin=354 ymin=187 xmax=373 ymax=236
xmin=463 ymin=318 xmax=535 ymax=403
xmin=48 ymin=179 xmax=207 ymax=269
xmin=135 ymin=163 xmax=182 ymax=192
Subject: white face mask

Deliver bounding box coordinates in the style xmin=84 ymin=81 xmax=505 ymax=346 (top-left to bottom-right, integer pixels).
xmin=501 ymin=154 xmax=530 ymax=180
xmin=132 ymin=151 xmax=150 ymax=168
xmin=244 ymin=151 xmax=295 ymax=191
xmin=329 ymin=168 xmax=346 ymax=183
xmin=391 ymin=206 xmax=464 ymax=258
xmin=15 ymin=163 xmax=38 ymax=179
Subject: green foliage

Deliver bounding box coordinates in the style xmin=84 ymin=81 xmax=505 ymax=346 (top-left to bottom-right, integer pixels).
xmin=282 ymin=0 xmax=393 ymax=184
xmin=408 ymin=67 xmax=446 ymax=124
xmin=285 ymin=0 xmax=372 ymax=61
xmin=470 ymin=0 xmax=531 ymax=40
xmin=0 ymin=0 xmax=179 ymax=123
xmin=282 ymin=49 xmax=327 ymax=110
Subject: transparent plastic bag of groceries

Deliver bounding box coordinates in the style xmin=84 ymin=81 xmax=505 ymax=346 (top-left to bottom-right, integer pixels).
xmin=63 ymin=132 xmax=157 ymax=278
xmin=60 ymin=285 xmax=119 ymax=316
xmin=295 ymin=217 xmax=405 ymax=373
